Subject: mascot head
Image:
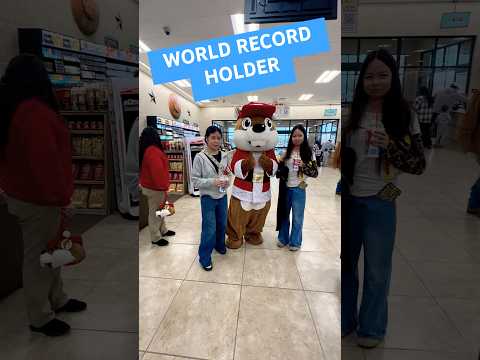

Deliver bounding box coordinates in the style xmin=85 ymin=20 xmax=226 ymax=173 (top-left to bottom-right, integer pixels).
xmin=233 ymin=102 xmax=279 ymax=152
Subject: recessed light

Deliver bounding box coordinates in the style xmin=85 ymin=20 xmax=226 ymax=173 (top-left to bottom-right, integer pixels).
xmin=315 ymin=70 xmax=340 ymax=83
xmin=174 ymin=79 xmax=191 ymax=88
xmin=298 ymin=94 xmax=313 ymax=101
xmin=139 ymin=40 xmax=151 ymax=53
xmin=247 ymin=95 xmax=258 ymax=102
xmin=231 ymin=14 xmax=259 ymax=34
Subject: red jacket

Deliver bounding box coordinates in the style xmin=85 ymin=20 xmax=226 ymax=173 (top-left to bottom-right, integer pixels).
xmin=0 ymin=98 xmax=73 ymax=207
xmin=140 ymin=145 xmax=170 ymax=191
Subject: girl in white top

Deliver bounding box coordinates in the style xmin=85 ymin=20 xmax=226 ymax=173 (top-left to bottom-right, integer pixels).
xmin=342 ymin=49 xmax=425 ymax=349
xmin=276 ymin=124 xmax=317 ymax=250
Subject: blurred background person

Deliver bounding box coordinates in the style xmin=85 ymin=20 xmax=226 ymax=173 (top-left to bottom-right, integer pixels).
xmin=414 ymin=86 xmax=434 ymax=149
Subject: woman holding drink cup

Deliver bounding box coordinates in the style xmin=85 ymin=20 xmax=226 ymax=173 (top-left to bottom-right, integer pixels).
xmin=341 ymin=49 xmax=425 ymax=348
xmin=192 ymin=126 xmax=231 ymax=271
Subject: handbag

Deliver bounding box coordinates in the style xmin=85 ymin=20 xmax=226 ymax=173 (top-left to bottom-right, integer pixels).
xmin=42 ymin=207 xmax=86 ymax=268
xmin=301 ymin=159 xmax=318 ymax=178
xmin=156 ymin=193 xmax=175 ymax=218
xmin=385 ymin=133 xmax=426 ymax=175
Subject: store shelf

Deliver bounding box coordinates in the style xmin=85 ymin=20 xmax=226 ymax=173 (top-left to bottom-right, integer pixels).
xmin=74 ymin=180 xmax=105 ymax=185
xmin=168 ymin=170 xmax=183 ymax=172
xmin=170 ymin=180 xmax=184 ymax=183
xmin=165 ymin=151 xmax=184 ymax=154
xmin=61 ymin=111 xmax=108 ymax=115
xmin=168 ymin=159 xmax=183 ymax=162
xmin=72 ymin=156 xmax=104 ymax=161
xmin=73 ymin=208 xmax=107 ymax=215
xmin=70 ymin=129 xmax=104 ymax=135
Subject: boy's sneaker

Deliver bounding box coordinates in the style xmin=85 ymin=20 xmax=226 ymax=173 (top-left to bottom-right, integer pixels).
xmin=467 ymin=208 xmax=480 ymax=217
xmin=202 ymin=264 xmax=213 ymax=271
xmin=289 ymin=245 xmax=300 ymax=251
xmin=277 ymin=240 xmax=286 ymax=248
xmin=357 ymin=336 xmax=383 ymax=349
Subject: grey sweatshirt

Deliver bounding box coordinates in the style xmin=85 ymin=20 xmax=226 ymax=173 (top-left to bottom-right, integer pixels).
xmin=192 ymin=150 xmax=231 ymax=199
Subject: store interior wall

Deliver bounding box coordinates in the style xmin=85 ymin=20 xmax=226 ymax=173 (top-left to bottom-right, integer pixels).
xmin=355 ymin=1 xmax=480 ymax=91
xmin=139 ymin=70 xmax=201 ymax=131
xmin=0 ymin=0 xmax=139 ymax=72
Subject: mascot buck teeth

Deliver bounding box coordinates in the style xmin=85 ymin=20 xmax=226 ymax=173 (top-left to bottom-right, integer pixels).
xmin=226 ymin=102 xmax=279 ymax=249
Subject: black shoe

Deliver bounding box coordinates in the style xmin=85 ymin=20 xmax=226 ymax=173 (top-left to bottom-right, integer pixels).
xmin=152 ymin=239 xmax=169 ymax=246
xmin=55 ymin=299 xmax=87 ymax=313
xmin=163 ymin=230 xmax=176 ymax=237
xmin=215 ymin=248 xmax=227 ymax=255
xmin=30 ymin=319 xmax=70 ymax=337
xmin=202 ymin=263 xmax=213 ymax=271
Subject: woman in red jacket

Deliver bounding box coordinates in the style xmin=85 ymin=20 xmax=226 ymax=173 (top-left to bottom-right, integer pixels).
xmin=0 ymin=55 xmax=86 ymax=337
xmin=139 ymin=126 xmax=175 ymax=246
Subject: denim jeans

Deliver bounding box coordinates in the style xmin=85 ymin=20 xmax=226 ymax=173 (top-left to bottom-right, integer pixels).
xmin=468 ymin=177 xmax=480 ymax=209
xmin=278 ymin=187 xmax=306 ymax=247
xmin=199 ymin=195 xmax=227 ymax=267
xmin=341 ymin=195 xmax=396 ymax=339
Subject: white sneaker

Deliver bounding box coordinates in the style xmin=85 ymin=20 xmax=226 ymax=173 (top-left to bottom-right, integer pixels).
xmin=357 ymin=336 xmax=382 ymax=349
xmin=289 ymin=245 xmax=300 ymax=251
xmin=277 ymin=240 xmax=286 ymax=248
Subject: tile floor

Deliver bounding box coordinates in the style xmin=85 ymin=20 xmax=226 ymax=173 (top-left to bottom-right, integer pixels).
xmin=139 ymin=167 xmax=342 ymax=360
xmin=342 ymin=148 xmax=480 ymax=359
xmin=0 ymin=214 xmax=139 ymax=360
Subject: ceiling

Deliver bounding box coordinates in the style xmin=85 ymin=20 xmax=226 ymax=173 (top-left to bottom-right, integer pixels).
xmin=140 ymin=0 xmax=340 ymax=107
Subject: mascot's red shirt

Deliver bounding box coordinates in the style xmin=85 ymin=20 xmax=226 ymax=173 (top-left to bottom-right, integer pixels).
xmin=230 ymin=149 xmax=278 ymax=205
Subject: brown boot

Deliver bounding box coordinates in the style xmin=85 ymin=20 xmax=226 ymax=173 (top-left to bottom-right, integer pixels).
xmin=245 ymin=233 xmax=263 ymax=245
xmin=226 ymin=237 xmax=243 ymax=249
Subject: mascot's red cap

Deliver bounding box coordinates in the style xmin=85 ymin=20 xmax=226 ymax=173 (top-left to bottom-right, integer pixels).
xmin=237 ymin=102 xmax=276 ymax=119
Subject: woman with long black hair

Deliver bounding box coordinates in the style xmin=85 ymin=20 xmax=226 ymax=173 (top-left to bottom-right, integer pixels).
xmin=276 ymin=124 xmax=318 ymax=251
xmin=139 ymin=126 xmax=175 ymax=246
xmin=0 ymin=54 xmax=86 ymax=337
xmin=341 ymin=49 xmax=426 ymax=348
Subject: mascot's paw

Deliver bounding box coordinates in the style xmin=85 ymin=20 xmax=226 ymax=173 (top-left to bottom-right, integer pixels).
xmin=259 ymin=153 xmax=273 ymax=174
xmin=226 ymin=237 xmax=243 ymax=249
xmin=245 ymin=233 xmax=263 ymax=245
xmin=241 ymin=153 xmax=256 ymax=175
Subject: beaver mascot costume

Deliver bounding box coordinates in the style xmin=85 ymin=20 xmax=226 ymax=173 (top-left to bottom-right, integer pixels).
xmin=226 ymin=102 xmax=278 ymax=249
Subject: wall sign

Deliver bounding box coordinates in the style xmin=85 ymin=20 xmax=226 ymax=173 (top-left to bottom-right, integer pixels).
xmin=324 ymin=108 xmax=337 ymax=117
xmin=71 ymin=0 xmax=99 ymax=36
xmin=440 ymin=12 xmax=470 ymax=29
xmin=147 ymin=18 xmax=330 ymax=101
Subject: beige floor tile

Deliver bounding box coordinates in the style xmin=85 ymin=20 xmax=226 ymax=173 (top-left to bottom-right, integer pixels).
xmin=139 ymin=277 xmax=182 ymax=351
xmin=382 ymin=296 xmax=471 ymax=352
xmin=149 ymin=281 xmax=240 ymax=359
xmin=295 ymin=251 xmax=340 ymax=292
xmin=235 ymin=286 xmax=323 ymax=360
xmin=365 ymin=349 xmax=475 ymax=360
xmin=341 ymin=346 xmax=366 ymax=360
xmin=306 ymin=291 xmax=341 ymax=360
xmin=139 ymin=244 xmax=197 ymax=279
xmin=186 ymin=248 xmax=244 ymax=284
xmin=243 ymin=249 xmax=303 ymax=289
xmin=143 ymin=353 xmax=197 ymax=360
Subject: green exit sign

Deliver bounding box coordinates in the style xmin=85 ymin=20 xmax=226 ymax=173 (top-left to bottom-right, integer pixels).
xmin=324 ymin=108 xmax=337 ymax=117
xmin=440 ymin=12 xmax=470 ymax=29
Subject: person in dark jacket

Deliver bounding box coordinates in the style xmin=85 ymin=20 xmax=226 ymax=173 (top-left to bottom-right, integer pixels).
xmin=0 ymin=55 xmax=86 ymax=337
xmin=139 ymin=126 xmax=175 ymax=246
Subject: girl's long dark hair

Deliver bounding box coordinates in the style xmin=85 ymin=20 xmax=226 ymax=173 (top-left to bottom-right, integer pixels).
xmin=139 ymin=126 xmax=163 ymax=166
xmin=345 ymin=48 xmax=411 ymax=140
xmin=285 ymin=124 xmax=312 ymax=163
xmin=0 ymin=54 xmax=59 ymax=147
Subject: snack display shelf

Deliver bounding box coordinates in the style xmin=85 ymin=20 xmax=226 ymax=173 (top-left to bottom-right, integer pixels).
xmin=74 ymin=180 xmax=105 ymax=185
xmin=72 ymin=156 xmax=104 ymax=161
xmin=70 ymin=130 xmax=104 ymax=135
